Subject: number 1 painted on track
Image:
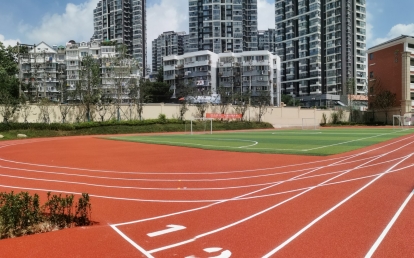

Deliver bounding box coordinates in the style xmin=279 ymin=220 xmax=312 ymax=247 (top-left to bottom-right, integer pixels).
xmin=147 ymin=224 xmax=186 ymax=237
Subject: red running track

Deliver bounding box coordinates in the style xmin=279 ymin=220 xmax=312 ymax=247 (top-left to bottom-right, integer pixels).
xmin=0 ymin=133 xmax=413 ymax=258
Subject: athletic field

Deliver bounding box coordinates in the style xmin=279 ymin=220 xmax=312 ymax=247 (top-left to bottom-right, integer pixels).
xmin=109 ymin=128 xmax=414 ymax=156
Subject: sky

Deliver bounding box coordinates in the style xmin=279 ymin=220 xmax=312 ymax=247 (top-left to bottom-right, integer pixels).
xmin=1 ymin=0 xmax=414 ymax=67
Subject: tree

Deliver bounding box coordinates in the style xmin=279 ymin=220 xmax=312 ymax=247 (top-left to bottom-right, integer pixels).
xmin=281 ymin=94 xmax=295 ymax=106
xmin=0 ymin=42 xmax=19 ymax=101
xmin=156 ymin=67 xmax=164 ymax=82
xmin=0 ymin=90 xmax=19 ymax=123
xmin=233 ymin=90 xmax=251 ymax=121
xmin=129 ymin=77 xmax=150 ymax=120
xmin=175 ymin=82 xmax=192 ymax=120
xmin=215 ymin=86 xmax=233 ymax=118
xmin=251 ymin=90 xmax=271 ymax=122
xmin=369 ymin=78 xmax=397 ymax=124
xmin=77 ymin=54 xmax=101 ymax=121
xmin=145 ymin=81 xmax=171 ymax=103
xmin=58 ymin=104 xmax=73 ymax=123
xmin=346 ymin=77 xmax=356 ymax=122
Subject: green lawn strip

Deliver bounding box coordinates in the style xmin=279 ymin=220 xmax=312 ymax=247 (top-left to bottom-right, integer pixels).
xmin=108 ymin=128 xmax=414 ymax=156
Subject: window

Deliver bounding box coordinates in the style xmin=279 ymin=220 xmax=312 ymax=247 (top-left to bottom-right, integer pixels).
xmin=370 ymin=71 xmax=374 ymax=78
xmin=369 ymin=53 xmax=374 ymax=60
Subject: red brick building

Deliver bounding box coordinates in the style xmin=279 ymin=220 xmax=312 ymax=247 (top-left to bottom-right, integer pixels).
xmin=366 ymin=35 xmax=414 ymax=116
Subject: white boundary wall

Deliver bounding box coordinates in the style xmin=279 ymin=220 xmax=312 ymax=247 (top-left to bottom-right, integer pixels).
xmin=1 ymin=104 xmax=348 ymax=128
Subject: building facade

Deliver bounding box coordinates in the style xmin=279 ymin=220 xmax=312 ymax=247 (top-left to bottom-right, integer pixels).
xmin=257 ymin=29 xmax=276 ymax=54
xmin=163 ymin=50 xmax=281 ymax=106
xmin=152 ymin=31 xmax=187 ymax=73
xmin=92 ymin=0 xmax=147 ymax=76
xmin=274 ymin=0 xmax=366 ymax=103
xmin=21 ymin=42 xmax=67 ymax=102
xmin=367 ymin=35 xmax=414 ymax=115
xmin=188 ymin=0 xmax=258 ymax=54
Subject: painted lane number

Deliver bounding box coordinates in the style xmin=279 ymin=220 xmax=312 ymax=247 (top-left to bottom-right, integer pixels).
xmin=147 ymin=224 xmax=186 ymax=238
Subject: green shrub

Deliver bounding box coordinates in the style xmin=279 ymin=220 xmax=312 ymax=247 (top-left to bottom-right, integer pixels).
xmin=0 ymin=191 xmax=93 ymax=240
xmin=157 ymin=114 xmax=167 ymax=123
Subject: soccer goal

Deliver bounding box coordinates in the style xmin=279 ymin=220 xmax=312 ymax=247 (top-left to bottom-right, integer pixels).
xmin=393 ymin=115 xmax=404 ymax=129
xmin=302 ymin=118 xmax=318 ymax=130
xmin=190 ymin=118 xmax=213 ymax=135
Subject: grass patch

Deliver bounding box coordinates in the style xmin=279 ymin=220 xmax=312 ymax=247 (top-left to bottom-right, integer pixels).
xmin=0 ymin=191 xmax=93 ymax=240
xmin=108 ymin=128 xmax=414 ymax=156
xmin=0 ymin=120 xmax=273 ymax=141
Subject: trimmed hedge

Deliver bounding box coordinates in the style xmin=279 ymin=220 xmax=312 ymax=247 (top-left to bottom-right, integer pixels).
xmin=0 ymin=119 xmax=273 ymax=139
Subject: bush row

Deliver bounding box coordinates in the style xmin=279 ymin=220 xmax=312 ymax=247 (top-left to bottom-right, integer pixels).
xmin=0 ymin=119 xmax=273 ymax=134
xmin=0 ymin=191 xmax=92 ymax=239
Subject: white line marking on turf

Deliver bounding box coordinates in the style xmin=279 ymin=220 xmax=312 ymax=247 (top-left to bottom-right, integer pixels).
xmin=262 ymin=154 xmax=413 ymax=258
xmin=303 ymin=129 xmax=410 ymax=151
xmin=365 ymin=190 xmax=414 ymax=258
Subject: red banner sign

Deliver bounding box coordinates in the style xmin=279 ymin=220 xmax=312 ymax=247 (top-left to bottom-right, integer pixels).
xmin=206 ymin=113 xmax=243 ymax=119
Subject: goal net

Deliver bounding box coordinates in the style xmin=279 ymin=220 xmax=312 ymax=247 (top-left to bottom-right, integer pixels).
xmin=190 ymin=118 xmax=213 ymax=135
xmin=393 ymin=115 xmax=404 ymax=129
xmin=302 ymin=118 xmax=318 ymax=130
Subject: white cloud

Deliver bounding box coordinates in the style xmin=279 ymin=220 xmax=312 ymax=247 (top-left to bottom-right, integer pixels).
xmin=0 ymin=34 xmax=20 ymax=47
xmin=257 ymin=0 xmax=275 ymax=30
xmin=22 ymin=0 xmax=99 ymax=45
xmin=371 ymin=24 xmax=414 ymax=47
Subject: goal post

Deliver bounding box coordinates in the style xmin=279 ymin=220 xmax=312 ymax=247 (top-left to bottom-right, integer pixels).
xmin=302 ymin=118 xmax=318 ymax=130
xmin=393 ymin=115 xmax=403 ymax=129
xmin=190 ymin=118 xmax=213 ymax=135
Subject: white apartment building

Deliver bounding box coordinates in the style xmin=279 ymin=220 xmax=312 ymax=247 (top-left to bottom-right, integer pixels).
xmin=21 ymin=42 xmax=66 ymax=102
xmin=62 ymin=40 xmax=139 ymax=103
xmin=163 ymin=50 xmax=281 ymax=106
xmin=164 ymin=51 xmax=219 ymax=99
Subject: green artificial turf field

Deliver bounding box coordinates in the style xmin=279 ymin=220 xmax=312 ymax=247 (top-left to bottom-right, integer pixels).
xmin=108 ymin=128 xmax=414 ymax=156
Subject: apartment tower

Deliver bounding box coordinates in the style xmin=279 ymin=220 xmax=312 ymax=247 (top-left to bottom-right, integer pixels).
xmin=188 ymin=0 xmax=258 ymax=54
xmin=275 ymin=0 xmax=366 ymax=104
xmin=92 ymin=0 xmax=147 ymax=76
xmin=152 ymin=31 xmax=187 ymax=73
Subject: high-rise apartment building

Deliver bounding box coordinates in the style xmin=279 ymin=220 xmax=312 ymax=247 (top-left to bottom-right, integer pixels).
xmin=275 ymin=0 xmax=366 ymax=103
xmin=92 ymin=0 xmax=147 ymax=76
xmin=152 ymin=31 xmax=187 ymax=73
xmin=258 ymin=29 xmax=276 ymax=54
xmin=188 ymin=0 xmax=258 ymax=54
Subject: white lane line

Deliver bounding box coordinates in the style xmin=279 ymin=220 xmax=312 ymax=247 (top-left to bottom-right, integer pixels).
xmin=365 ymin=190 xmax=414 ymax=258
xmin=0 ymin=131 xmax=413 ymax=175
xmin=0 ymin=155 xmax=406 ymax=193
xmin=1 ymin=163 xmax=413 ymax=204
xmin=110 ymin=225 xmax=154 ymax=258
xmin=262 ymin=154 xmax=413 ymax=258
xmin=146 ymin=143 xmax=414 ymax=254
xmin=1 ymin=133 xmax=412 ymax=176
